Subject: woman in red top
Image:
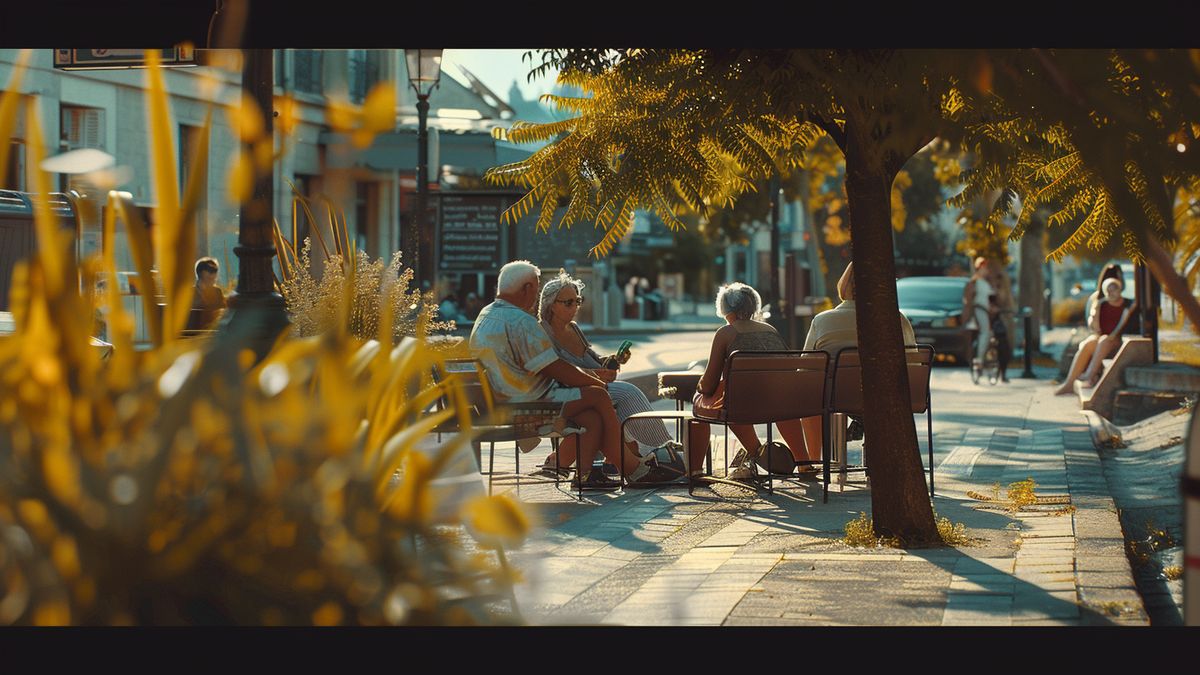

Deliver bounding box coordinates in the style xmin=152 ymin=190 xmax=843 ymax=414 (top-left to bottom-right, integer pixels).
xmin=1054 ymin=277 xmax=1133 ymax=394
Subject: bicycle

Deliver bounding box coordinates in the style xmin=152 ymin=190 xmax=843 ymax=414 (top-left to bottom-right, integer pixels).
xmin=968 ymin=309 xmax=1012 ymax=386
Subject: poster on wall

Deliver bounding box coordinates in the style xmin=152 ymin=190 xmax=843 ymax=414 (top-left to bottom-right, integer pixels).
xmin=437 ymin=194 xmax=506 ymax=272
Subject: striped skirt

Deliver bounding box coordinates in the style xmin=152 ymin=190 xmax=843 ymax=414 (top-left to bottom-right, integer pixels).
xmin=607 ymin=380 xmax=672 ymax=451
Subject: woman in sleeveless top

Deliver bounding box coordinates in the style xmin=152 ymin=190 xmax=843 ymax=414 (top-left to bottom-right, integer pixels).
xmin=1055 ymin=276 xmax=1134 ymax=393
xmin=689 ymin=282 xmax=810 ymax=481
xmin=536 ymin=271 xmax=680 ymax=472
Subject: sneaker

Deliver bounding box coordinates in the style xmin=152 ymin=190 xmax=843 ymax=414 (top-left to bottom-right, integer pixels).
xmin=531 ymin=462 xmax=572 ymax=479
xmin=626 ymin=457 xmax=685 ymax=487
xmin=649 ymin=441 xmax=687 ymax=474
xmin=726 ymin=464 xmax=756 ymax=482
xmin=727 ymin=443 xmax=762 ymax=476
xmin=571 ymin=469 xmax=620 ymax=491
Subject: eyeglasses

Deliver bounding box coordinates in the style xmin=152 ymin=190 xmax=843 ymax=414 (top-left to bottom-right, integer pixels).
xmin=555 ymin=297 xmax=585 ymax=307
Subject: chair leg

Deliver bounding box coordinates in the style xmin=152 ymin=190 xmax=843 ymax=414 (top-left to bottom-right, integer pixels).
xmin=723 ymin=426 xmax=729 ymax=476
xmin=765 ymin=423 xmax=773 ymax=494
xmin=488 ymin=441 xmax=496 ymax=496
xmin=927 ymin=404 xmax=935 ymax=498
xmin=514 ymin=442 xmax=520 ymax=497
xmin=822 ymin=411 xmax=830 ymax=504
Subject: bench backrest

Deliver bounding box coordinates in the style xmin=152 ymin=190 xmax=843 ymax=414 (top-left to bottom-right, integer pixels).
xmin=437 ymin=358 xmax=495 ymax=417
xmin=719 ymin=349 xmax=829 ymax=424
xmin=829 ymin=344 xmax=935 ymax=416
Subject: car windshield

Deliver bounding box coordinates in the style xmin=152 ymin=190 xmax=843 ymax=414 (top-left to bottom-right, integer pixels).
xmin=896 ymin=279 xmax=964 ymax=307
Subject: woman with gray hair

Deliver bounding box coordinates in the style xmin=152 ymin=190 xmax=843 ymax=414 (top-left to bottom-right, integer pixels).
xmin=688 ymin=282 xmax=811 ymax=481
xmin=537 ymin=270 xmax=683 ymax=473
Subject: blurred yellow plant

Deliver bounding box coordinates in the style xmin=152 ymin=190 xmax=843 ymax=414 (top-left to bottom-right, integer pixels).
xmin=274 ymin=188 xmax=453 ymax=342
xmin=0 ymin=50 xmax=523 ymax=626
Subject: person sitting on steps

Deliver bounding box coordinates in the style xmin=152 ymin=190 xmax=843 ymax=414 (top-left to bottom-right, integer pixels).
xmin=1054 ymin=277 xmax=1135 ymax=395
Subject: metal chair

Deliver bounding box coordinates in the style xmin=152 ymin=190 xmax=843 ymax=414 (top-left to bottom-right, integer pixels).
xmin=688 ymin=349 xmax=831 ymax=496
xmin=431 ymin=358 xmax=586 ymax=498
xmin=826 ymin=344 xmax=936 ymax=502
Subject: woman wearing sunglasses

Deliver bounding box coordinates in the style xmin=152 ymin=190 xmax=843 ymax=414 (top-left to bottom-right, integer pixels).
xmin=536 ymin=270 xmax=684 ymax=475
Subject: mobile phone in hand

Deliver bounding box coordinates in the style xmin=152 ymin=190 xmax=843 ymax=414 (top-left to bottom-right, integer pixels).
xmin=616 ymin=340 xmax=634 ymax=359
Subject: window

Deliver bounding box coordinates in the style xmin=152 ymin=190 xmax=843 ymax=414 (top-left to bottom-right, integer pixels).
xmin=179 ymin=124 xmax=208 ymax=254
xmin=60 ymin=105 xmax=105 ymax=196
xmin=61 ymin=105 xmax=105 ymax=151
xmin=354 ymin=181 xmax=373 ymax=253
xmin=293 ymin=50 xmax=323 ymax=94
xmin=3 ymin=140 xmax=24 ymax=191
xmin=348 ymin=50 xmax=382 ymax=103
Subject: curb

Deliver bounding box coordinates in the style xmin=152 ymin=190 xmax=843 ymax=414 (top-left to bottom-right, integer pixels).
xmin=1062 ymin=427 xmax=1151 ymax=624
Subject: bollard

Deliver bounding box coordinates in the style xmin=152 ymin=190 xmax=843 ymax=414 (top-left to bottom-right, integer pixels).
xmin=1020 ymin=306 xmax=1036 ymax=379
xmin=830 ymin=412 xmax=847 ymax=487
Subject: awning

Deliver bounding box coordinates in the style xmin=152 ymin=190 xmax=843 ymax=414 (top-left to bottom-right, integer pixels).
xmin=320 ymin=128 xmax=532 ymax=174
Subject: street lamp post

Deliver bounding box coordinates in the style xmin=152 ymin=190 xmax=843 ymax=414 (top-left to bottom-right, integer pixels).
xmin=405 ymin=49 xmax=443 ymax=288
xmin=224 ymin=48 xmax=289 ymax=358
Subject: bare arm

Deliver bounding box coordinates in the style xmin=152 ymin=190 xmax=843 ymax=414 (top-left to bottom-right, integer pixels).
xmin=1086 ymin=296 xmax=1101 ymax=333
xmin=541 ymin=358 xmax=606 ymax=388
xmin=697 ymin=326 xmax=732 ymax=396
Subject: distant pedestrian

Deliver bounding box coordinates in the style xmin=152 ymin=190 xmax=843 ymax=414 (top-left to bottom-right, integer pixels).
xmin=189 ymin=257 xmax=226 ymax=330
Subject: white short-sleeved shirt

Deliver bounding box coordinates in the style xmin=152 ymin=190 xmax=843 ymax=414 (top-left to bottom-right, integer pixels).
xmin=469 ymin=298 xmax=569 ymax=402
xmin=803 ymin=299 xmax=916 ymax=356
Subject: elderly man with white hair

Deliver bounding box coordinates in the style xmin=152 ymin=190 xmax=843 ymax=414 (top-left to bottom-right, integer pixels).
xmin=469 ymin=260 xmax=680 ymax=489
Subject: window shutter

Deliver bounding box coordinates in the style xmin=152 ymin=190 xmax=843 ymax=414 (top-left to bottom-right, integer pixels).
xmin=63 ymin=107 xmax=105 ymax=151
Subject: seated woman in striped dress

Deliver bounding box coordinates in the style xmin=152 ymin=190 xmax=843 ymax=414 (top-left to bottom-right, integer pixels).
xmin=536 ymin=270 xmax=683 ymax=474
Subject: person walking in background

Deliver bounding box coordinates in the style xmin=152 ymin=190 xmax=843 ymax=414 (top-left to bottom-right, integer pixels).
xmin=962 ymin=257 xmax=997 ymax=372
xmin=189 ymin=257 xmax=226 ymax=330
xmin=983 ymin=259 xmax=1016 ymax=383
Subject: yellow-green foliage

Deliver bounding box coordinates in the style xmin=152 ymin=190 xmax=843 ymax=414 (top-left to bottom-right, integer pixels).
xmin=1163 ymin=565 xmax=1182 ymax=581
xmin=842 ymin=512 xmax=901 ymax=549
xmin=936 ymin=516 xmax=972 ymax=546
xmin=0 ymin=51 xmax=521 ymax=625
xmin=1006 ymin=478 xmax=1039 ymax=511
xmin=844 ymin=511 xmax=971 ymax=548
xmin=274 ymin=192 xmax=453 ymax=342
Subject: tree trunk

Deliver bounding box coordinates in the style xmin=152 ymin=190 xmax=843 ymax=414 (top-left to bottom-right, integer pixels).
xmin=1142 ymin=235 xmax=1200 ymax=335
xmin=843 ymin=119 xmax=940 ymax=546
xmin=1018 ymin=213 xmax=1046 ymax=350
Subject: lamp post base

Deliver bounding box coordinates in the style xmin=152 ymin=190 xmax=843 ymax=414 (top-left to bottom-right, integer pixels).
xmin=220 ymin=291 xmax=290 ymax=363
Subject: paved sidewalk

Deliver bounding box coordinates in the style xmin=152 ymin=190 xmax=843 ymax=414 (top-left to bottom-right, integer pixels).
xmin=482 ymin=374 xmax=1149 ymax=626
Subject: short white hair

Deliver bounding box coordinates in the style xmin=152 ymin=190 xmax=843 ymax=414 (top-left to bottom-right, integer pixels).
xmin=715 ymin=282 xmax=762 ymax=320
xmin=497 ymin=260 xmax=540 ymax=293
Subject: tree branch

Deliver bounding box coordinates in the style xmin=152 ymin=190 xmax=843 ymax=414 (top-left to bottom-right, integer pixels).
xmin=809 ymin=114 xmax=846 ymax=153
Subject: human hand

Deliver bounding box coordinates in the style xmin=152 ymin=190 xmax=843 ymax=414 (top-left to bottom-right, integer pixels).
xmin=618 ymin=349 xmax=632 ymax=365
xmin=591 ymin=368 xmax=617 ymax=383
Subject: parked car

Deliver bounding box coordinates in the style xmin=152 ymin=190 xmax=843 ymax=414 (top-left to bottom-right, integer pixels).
xmin=896 ymin=276 xmax=971 ymax=364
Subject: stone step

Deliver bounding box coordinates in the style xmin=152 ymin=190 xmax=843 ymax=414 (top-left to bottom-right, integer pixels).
xmin=1123 ymin=363 xmax=1200 ymax=392
xmin=1111 ymin=388 xmax=1194 ymax=426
